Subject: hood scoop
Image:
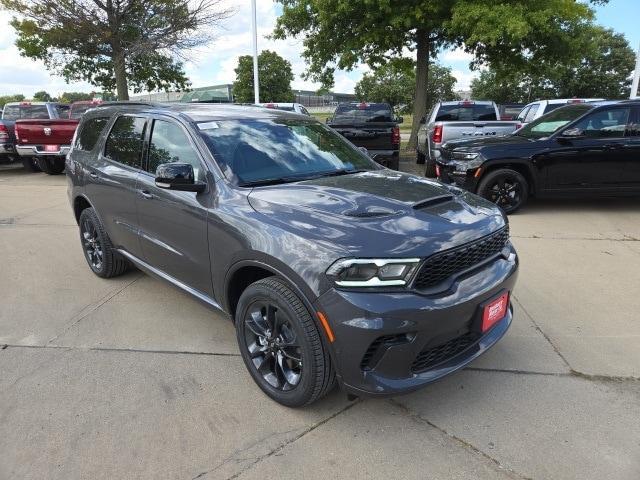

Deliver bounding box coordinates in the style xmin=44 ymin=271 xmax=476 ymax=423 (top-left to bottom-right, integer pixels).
xmin=343 ymin=206 xmax=398 ymax=218
xmin=412 ymin=194 xmax=455 ymax=210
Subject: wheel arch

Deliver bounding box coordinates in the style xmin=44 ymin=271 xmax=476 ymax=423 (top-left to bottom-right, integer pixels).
xmin=73 ymin=194 xmax=94 ymax=224
xmin=478 ymin=160 xmax=537 ymax=196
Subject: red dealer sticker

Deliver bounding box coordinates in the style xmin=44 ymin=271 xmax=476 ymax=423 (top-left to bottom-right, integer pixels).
xmin=482 ymin=292 xmax=509 ymax=332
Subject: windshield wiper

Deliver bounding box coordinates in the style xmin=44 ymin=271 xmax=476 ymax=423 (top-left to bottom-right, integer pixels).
xmin=239 ymin=169 xmax=367 ymax=187
xmin=315 ymin=168 xmax=368 ymax=178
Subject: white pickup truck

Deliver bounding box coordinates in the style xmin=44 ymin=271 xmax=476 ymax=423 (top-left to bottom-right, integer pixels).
xmin=416 ymin=100 xmax=521 ymax=177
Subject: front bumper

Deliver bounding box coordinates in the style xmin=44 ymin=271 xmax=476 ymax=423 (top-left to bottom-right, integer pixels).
xmin=16 ymin=145 xmax=71 ymax=157
xmin=436 ymin=161 xmax=480 ymax=192
xmin=314 ymin=245 xmax=518 ymax=397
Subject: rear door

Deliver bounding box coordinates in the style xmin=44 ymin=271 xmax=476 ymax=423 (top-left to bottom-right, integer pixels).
xmin=85 ymin=115 xmax=147 ymax=257
xmin=135 ymin=117 xmax=213 ymax=297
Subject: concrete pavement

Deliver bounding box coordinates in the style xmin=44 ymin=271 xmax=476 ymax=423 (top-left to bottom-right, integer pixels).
xmin=1 ymin=160 xmax=639 ymax=479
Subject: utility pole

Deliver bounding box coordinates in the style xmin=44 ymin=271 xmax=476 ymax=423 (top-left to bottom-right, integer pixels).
xmin=251 ymin=0 xmax=260 ymax=104
xmin=631 ymin=41 xmax=640 ymax=99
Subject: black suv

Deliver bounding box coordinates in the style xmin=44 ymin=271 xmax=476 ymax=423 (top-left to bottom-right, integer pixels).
xmin=66 ymin=103 xmax=518 ymax=406
xmin=436 ymin=100 xmax=640 ymax=213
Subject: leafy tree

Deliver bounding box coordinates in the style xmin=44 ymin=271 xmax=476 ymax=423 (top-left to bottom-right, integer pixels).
xmin=471 ymin=26 xmax=636 ymax=102
xmin=33 ymin=90 xmax=54 ymax=102
xmin=233 ymin=50 xmax=295 ymax=103
xmin=2 ymin=0 xmax=232 ymax=100
xmin=58 ymin=92 xmax=94 ymax=103
xmin=0 ymin=94 xmax=25 ymax=109
xmin=274 ymin=0 xmax=604 ymax=147
xmin=355 ymin=60 xmax=456 ymax=113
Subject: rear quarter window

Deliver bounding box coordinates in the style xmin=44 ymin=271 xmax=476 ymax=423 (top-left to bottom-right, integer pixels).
xmin=75 ymin=117 xmax=109 ymax=152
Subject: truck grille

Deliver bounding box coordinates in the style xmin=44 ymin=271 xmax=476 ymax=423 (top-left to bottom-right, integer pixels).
xmin=411 ymin=332 xmax=478 ymax=373
xmin=413 ymin=227 xmax=509 ymax=290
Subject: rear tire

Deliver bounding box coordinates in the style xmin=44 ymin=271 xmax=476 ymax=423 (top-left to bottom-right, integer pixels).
xmin=387 ymin=156 xmax=400 ymax=171
xmin=78 ymin=208 xmax=130 ymax=278
xmin=425 ymin=157 xmax=437 ymax=178
xmin=416 ymin=151 xmax=426 ymax=165
xmin=476 ymin=168 xmax=529 ymax=214
xmin=36 ymin=157 xmax=65 ymax=175
xmin=235 ymin=277 xmax=336 ymax=407
xmin=21 ymin=157 xmax=41 ymax=172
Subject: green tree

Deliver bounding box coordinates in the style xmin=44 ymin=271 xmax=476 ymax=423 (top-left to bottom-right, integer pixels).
xmin=2 ymin=0 xmax=232 ymax=100
xmin=471 ymin=26 xmax=636 ymax=102
xmin=274 ymin=0 xmax=603 ymax=147
xmin=0 ymin=94 xmax=25 ymax=109
xmin=32 ymin=90 xmax=54 ymax=102
xmin=355 ymin=60 xmax=456 ymax=113
xmin=233 ymin=50 xmax=295 ymax=103
xmin=58 ymin=92 xmax=94 ymax=103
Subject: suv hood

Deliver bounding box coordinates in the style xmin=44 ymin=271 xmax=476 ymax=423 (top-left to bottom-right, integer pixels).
xmin=443 ymin=134 xmax=534 ymax=152
xmin=248 ymin=170 xmax=506 ymax=257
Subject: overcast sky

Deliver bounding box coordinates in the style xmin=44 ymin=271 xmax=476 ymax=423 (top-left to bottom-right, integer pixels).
xmin=0 ymin=0 xmax=638 ymax=97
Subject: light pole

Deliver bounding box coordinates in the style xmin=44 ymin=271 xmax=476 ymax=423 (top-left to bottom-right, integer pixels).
xmin=251 ymin=0 xmax=260 ymax=104
xmin=631 ymin=41 xmax=640 ymax=99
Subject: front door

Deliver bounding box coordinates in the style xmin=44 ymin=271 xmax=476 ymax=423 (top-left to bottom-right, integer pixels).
xmin=544 ymin=106 xmax=632 ymax=191
xmin=135 ymin=117 xmax=213 ymax=298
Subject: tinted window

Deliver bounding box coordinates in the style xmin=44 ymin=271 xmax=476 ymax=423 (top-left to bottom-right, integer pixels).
xmin=199 ymin=119 xmax=375 ymax=186
xmin=104 ymin=116 xmax=146 ymax=168
xmin=435 ymin=103 xmax=496 ymax=121
xmin=516 ymin=106 xmax=530 ymax=122
xmin=75 ymin=117 xmax=109 ymax=151
xmin=2 ymin=104 xmax=49 ymax=120
xmin=517 ymin=104 xmax=592 ymax=139
xmin=571 ymin=107 xmax=630 ymax=138
xmin=524 ymin=104 xmax=539 ymax=123
xmin=148 ymin=120 xmax=203 ymax=180
xmin=333 ymin=103 xmax=393 ymax=123
xmin=543 ymin=103 xmax=565 ymax=114
xmin=627 ymin=108 xmax=640 ymax=137
xmin=55 ymin=104 xmax=70 ymax=118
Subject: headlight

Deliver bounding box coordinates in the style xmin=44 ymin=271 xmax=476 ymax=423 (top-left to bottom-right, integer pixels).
xmin=326 ymin=258 xmax=421 ymax=287
xmin=452 ymin=151 xmax=479 ymax=160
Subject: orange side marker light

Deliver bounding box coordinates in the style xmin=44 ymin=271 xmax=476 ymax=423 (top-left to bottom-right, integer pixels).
xmin=316 ymin=312 xmax=335 ymax=343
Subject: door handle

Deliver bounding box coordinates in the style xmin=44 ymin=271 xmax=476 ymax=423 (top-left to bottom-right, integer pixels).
xmin=139 ymin=190 xmax=154 ymax=200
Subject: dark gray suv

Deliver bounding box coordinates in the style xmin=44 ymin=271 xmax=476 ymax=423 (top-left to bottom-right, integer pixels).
xmin=66 ymin=103 xmax=519 ymax=407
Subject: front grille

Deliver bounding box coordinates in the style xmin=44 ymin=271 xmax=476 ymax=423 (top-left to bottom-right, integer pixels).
xmin=413 ymin=227 xmax=509 ymax=290
xmin=360 ymin=334 xmax=409 ymax=370
xmin=411 ymin=332 xmax=478 ymax=373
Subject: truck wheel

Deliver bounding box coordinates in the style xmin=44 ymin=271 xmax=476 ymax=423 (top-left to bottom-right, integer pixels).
xmin=235 ymin=277 xmax=336 ymax=407
xmin=37 ymin=157 xmax=65 ymax=175
xmin=425 ymin=158 xmax=437 ymax=178
xmin=477 ymin=168 xmax=529 ymax=214
xmin=416 ymin=151 xmax=426 ymax=164
xmin=387 ymin=156 xmax=400 ymax=171
xmin=21 ymin=157 xmax=41 ymax=172
xmin=78 ymin=208 xmax=130 ymax=278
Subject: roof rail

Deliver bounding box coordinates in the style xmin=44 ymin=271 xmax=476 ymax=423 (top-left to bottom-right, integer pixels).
xmin=92 ymin=101 xmax=164 ymax=108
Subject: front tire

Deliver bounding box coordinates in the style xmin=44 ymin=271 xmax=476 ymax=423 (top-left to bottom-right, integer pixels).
xmin=236 ymin=277 xmax=335 ymax=407
xmin=416 ymin=150 xmax=426 ymax=165
xmin=36 ymin=157 xmax=65 ymax=175
xmin=476 ymin=168 xmax=529 ymax=214
xmin=21 ymin=157 xmax=41 ymax=172
xmin=78 ymin=208 xmax=130 ymax=278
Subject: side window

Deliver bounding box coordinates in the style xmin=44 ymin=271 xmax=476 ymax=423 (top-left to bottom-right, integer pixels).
xmin=626 ymin=108 xmax=640 ymax=137
xmin=524 ymin=105 xmax=539 ymax=123
xmin=572 ymin=108 xmax=630 ymax=139
xmin=300 ymin=106 xmax=310 ymax=116
xmin=147 ymin=119 xmax=203 ymax=180
xmin=74 ymin=117 xmax=109 ymax=152
xmin=104 ymin=116 xmax=146 ymax=168
xmin=517 ymin=106 xmax=530 ymax=122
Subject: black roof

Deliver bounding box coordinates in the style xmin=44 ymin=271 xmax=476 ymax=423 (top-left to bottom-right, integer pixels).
xmin=86 ymin=102 xmax=310 ymax=122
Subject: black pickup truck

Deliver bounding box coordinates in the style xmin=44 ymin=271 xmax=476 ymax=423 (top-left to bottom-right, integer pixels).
xmin=327 ymin=102 xmax=402 ymax=170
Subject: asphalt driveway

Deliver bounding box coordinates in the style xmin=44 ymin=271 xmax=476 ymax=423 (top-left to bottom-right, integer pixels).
xmin=1 ymin=160 xmax=639 ymax=479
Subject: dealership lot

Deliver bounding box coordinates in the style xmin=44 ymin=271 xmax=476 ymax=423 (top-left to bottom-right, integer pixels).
xmin=1 ymin=161 xmax=639 ymax=479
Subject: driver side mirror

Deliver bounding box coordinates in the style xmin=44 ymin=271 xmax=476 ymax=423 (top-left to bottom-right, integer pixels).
xmin=155 ymin=162 xmax=206 ymax=193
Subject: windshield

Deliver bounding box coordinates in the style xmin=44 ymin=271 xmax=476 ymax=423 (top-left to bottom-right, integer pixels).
xmin=435 ymin=103 xmax=497 ymax=121
xmin=516 ymin=104 xmax=593 ymax=139
xmin=198 ymin=119 xmax=377 ymax=186
xmin=332 ymin=103 xmax=393 ymax=123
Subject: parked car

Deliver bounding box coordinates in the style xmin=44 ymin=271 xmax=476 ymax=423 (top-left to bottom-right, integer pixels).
xmin=416 ymin=100 xmax=522 ymax=177
xmin=1 ymin=101 xmax=70 ymax=171
xmin=257 ymin=102 xmax=311 ymax=116
xmin=69 ymin=100 xmax=103 ymax=119
xmin=15 ymin=116 xmax=79 ymax=174
xmin=326 ymin=102 xmax=402 ymax=170
xmin=435 ymin=100 xmax=640 ymax=213
xmin=66 ymin=102 xmax=518 ymax=407
xmin=498 ymin=103 xmax=525 ymax=120
xmin=516 ymin=98 xmax=604 ymax=126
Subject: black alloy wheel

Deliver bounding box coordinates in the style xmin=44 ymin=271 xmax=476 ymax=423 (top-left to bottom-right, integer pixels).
xmin=477 ymin=168 xmax=529 ymax=214
xmin=78 ymin=208 xmax=130 ymax=278
xmin=235 ymin=277 xmax=335 ymax=407
xmin=244 ymin=301 xmax=303 ymax=391
xmin=81 ymin=215 xmax=104 ymax=273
